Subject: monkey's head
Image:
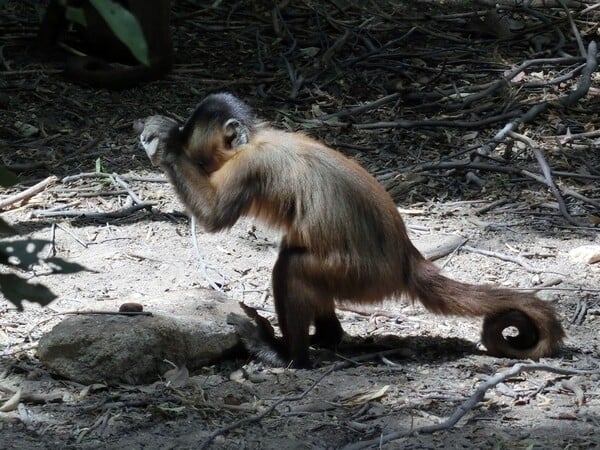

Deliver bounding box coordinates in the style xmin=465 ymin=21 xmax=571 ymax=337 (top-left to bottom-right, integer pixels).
xmin=137 ymin=93 xmax=255 ymax=173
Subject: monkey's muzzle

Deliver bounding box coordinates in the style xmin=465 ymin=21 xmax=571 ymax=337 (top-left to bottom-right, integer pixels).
xmin=134 ymin=115 xmax=180 ymax=166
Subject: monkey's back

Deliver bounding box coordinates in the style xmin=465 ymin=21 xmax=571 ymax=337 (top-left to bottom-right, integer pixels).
xmin=238 ymin=129 xmax=419 ymax=285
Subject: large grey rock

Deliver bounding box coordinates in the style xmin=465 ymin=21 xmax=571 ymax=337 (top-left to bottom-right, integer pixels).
xmin=37 ymin=289 xmax=242 ymax=385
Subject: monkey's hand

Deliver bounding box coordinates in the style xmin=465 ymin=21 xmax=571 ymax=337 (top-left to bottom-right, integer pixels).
xmin=134 ymin=115 xmax=180 ymax=166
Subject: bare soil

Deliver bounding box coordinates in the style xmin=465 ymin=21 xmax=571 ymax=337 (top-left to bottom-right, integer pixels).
xmin=1 ymin=1 xmax=599 ymax=449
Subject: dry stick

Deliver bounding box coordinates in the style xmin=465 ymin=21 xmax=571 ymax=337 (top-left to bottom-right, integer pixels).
xmin=473 ymin=198 xmax=510 ymax=215
xmin=581 ymin=2 xmax=600 ymax=13
xmin=321 ymin=28 xmax=351 ymax=66
xmin=343 ymin=362 xmax=600 ymax=450
xmin=33 ymin=202 xmax=154 ymax=219
xmin=549 ymin=129 xmax=600 ymax=142
xmin=522 ymin=168 xmax=600 ymax=212
xmin=110 ymin=173 xmax=144 ymax=205
xmin=508 ymin=131 xmax=587 ymax=227
xmin=62 ymin=172 xmax=167 ymax=184
xmin=0 ymin=175 xmax=58 ymax=210
xmin=60 ymin=310 xmax=152 ymax=316
xmin=461 ymin=244 xmax=541 ymax=273
xmin=463 ymin=47 xmax=594 ymax=187
xmin=47 ymin=222 xmax=88 ymax=258
xmin=315 ymin=93 xmax=402 ymax=122
xmin=463 ymin=101 xmax=548 ymax=187
xmin=559 ymin=0 xmax=586 ymax=57
xmin=572 ymin=297 xmax=588 ymax=325
xmin=353 ymin=110 xmax=521 ymax=130
xmin=312 ymin=55 xmax=582 ymax=125
xmin=521 ymin=63 xmax=586 ymax=88
xmin=560 ymin=40 xmax=598 ymax=108
xmin=62 ymin=172 xmax=114 ymax=183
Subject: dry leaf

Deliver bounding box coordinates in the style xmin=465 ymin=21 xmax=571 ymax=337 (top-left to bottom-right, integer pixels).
xmin=79 ymin=383 xmax=107 ymax=398
xmin=164 ymin=365 xmax=189 ymax=388
xmin=342 ymin=385 xmax=390 ymax=407
xmin=0 ymin=388 xmax=22 ymax=412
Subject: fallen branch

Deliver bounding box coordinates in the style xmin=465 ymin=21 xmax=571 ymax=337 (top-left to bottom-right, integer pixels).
xmin=343 ymin=362 xmax=600 ymax=450
xmin=61 ymin=172 xmax=167 ymax=184
xmin=560 ymin=41 xmax=599 ymax=107
xmin=33 ymin=202 xmax=154 ymax=220
xmin=0 ymin=175 xmax=58 ymax=210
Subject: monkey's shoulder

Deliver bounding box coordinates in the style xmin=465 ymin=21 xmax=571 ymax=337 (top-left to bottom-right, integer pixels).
xmin=248 ymin=128 xmax=346 ymax=164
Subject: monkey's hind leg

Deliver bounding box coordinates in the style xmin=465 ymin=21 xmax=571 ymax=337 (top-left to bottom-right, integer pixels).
xmin=273 ymin=247 xmax=334 ymax=368
xmin=311 ymin=307 xmax=344 ymax=349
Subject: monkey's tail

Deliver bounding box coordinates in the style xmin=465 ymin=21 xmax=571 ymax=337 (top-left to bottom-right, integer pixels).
xmin=408 ymin=260 xmax=564 ymax=359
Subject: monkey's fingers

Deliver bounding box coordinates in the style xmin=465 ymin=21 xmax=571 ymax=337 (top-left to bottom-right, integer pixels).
xmin=135 ymin=115 xmax=180 ymax=166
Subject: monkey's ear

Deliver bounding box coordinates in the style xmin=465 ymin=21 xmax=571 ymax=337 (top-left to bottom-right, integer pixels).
xmin=223 ymin=118 xmax=249 ymax=148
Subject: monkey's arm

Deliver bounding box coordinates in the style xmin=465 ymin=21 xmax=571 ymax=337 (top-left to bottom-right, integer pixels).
xmin=137 ymin=114 xmax=253 ymax=231
xmin=165 ymin=152 xmax=257 ymax=232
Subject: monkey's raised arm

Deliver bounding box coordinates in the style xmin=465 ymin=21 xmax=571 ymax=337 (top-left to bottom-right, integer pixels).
xmin=136 ymin=94 xmax=258 ymax=231
xmin=160 ymin=147 xmax=257 ymax=231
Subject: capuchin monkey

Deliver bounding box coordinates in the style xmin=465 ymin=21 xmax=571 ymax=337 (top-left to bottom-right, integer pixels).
xmin=136 ymin=93 xmax=564 ymax=368
xmin=39 ymin=0 xmax=172 ymax=89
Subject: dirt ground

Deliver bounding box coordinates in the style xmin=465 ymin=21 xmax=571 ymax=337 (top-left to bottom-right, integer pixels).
xmin=1 ymin=1 xmax=600 ymax=449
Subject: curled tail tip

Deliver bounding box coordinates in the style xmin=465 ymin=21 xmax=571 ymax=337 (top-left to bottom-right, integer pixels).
xmin=482 ymin=309 xmax=564 ymax=360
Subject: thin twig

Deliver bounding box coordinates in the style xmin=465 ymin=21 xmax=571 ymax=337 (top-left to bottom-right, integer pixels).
xmin=190 ymin=216 xmax=226 ymax=292
xmin=59 ymin=310 xmax=153 ymax=316
xmin=110 ymin=173 xmax=144 ymax=205
xmin=462 ymin=245 xmax=541 ymax=273
xmin=559 ymin=0 xmax=586 ymax=57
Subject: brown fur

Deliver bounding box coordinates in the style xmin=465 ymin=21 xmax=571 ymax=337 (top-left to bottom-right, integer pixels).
xmin=140 ymin=93 xmax=565 ymax=368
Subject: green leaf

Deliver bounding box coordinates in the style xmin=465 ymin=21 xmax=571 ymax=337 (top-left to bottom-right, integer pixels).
xmin=0 ymin=239 xmax=50 ymax=270
xmin=89 ymin=0 xmax=149 ymax=66
xmin=95 ymin=157 xmax=104 ymax=173
xmin=65 ymin=6 xmax=87 ymax=26
xmin=45 ymin=258 xmax=87 ymax=274
xmin=0 ymin=273 xmax=57 ymax=311
xmin=0 ymin=218 xmax=16 ymax=236
xmin=0 ymin=166 xmax=18 ymax=187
